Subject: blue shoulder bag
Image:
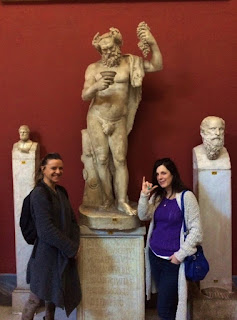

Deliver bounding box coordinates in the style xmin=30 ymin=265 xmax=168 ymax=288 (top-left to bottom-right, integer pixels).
xmin=181 ymin=191 xmax=209 ymax=281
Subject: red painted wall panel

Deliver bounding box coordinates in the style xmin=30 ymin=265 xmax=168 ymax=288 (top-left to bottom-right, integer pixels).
xmin=0 ymin=0 xmax=236 ymax=273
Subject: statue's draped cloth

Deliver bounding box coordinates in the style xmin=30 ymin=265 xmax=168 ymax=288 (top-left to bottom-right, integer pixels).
xmin=126 ymin=54 xmax=145 ymax=134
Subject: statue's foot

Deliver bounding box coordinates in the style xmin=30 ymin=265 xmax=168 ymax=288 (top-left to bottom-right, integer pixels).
xmin=117 ymin=201 xmax=137 ymax=216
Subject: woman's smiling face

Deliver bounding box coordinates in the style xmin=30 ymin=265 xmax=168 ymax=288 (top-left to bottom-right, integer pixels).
xmin=42 ymin=159 xmax=64 ymax=187
xmin=156 ymin=164 xmax=173 ymax=190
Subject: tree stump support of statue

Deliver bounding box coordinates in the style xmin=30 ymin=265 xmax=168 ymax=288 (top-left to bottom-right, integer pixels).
xmin=191 ymin=116 xmax=237 ymax=319
xmin=12 ymin=125 xmax=40 ymax=313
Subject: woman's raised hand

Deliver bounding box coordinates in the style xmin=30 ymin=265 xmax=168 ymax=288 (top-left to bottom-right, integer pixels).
xmin=142 ymin=176 xmax=158 ymax=195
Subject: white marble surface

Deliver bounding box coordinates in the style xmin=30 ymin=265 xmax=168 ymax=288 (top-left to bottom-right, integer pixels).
xmin=193 ymin=147 xmax=232 ymax=292
xmin=193 ymin=144 xmax=230 ymax=170
xmin=12 ymin=145 xmax=40 ymax=310
xmin=79 ymin=205 xmax=141 ymax=230
xmin=199 ymin=116 xmax=225 ymax=160
xmin=78 ymin=226 xmax=146 ymax=320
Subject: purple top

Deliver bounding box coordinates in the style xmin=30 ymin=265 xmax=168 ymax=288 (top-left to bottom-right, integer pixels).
xmin=149 ymin=197 xmax=183 ymax=257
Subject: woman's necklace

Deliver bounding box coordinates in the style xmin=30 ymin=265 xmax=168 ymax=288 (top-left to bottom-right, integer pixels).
xmin=163 ymin=192 xmax=175 ymax=207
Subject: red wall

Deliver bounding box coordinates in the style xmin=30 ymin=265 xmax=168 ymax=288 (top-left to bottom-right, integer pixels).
xmin=0 ymin=0 xmax=236 ymax=274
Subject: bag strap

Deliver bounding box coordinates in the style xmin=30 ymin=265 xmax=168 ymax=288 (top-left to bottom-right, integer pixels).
xmin=181 ymin=190 xmax=188 ymax=240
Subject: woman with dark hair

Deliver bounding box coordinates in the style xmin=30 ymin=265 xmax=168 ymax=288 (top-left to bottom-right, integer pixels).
xmin=21 ymin=153 xmax=81 ymax=320
xmin=138 ymin=158 xmax=202 ymax=320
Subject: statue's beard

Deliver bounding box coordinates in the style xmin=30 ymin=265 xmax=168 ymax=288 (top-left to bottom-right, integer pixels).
xmin=102 ymin=48 xmax=122 ymax=67
xmin=203 ymin=137 xmax=224 ymax=160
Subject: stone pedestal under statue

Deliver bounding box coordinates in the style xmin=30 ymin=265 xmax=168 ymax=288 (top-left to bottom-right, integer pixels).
xmin=12 ymin=127 xmax=39 ymax=313
xmin=77 ymin=224 xmax=146 ymax=320
xmin=79 ymin=204 xmax=141 ymax=230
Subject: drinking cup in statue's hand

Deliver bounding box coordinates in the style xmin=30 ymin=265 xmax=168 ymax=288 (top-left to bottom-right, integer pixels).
xmin=104 ymin=76 xmax=115 ymax=85
xmin=100 ymin=71 xmax=116 ymax=84
xmin=100 ymin=71 xmax=117 ymax=78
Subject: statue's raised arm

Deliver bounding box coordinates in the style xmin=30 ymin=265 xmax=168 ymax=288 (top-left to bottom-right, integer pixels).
xmin=137 ymin=21 xmax=163 ymax=73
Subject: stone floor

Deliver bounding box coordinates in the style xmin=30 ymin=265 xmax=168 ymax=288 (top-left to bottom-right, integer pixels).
xmin=4 ymin=277 xmax=237 ymax=319
xmin=0 ymin=305 xmax=158 ymax=320
xmin=0 ymin=306 xmax=74 ymax=320
xmin=0 ymin=274 xmax=158 ymax=319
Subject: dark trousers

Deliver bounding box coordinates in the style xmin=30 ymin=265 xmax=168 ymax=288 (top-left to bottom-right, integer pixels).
xmin=149 ymin=248 xmax=180 ymax=320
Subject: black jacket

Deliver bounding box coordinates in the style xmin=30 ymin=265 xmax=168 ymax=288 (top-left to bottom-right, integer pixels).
xmin=26 ymin=181 xmax=81 ymax=316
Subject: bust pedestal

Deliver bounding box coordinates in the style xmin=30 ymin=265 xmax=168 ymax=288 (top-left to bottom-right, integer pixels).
xmin=193 ymin=144 xmax=231 ymax=292
xmin=11 ymin=143 xmax=39 ymax=313
xmin=191 ymin=145 xmax=237 ymax=319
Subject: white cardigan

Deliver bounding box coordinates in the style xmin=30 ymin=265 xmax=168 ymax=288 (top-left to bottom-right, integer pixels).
xmin=138 ymin=191 xmax=202 ymax=320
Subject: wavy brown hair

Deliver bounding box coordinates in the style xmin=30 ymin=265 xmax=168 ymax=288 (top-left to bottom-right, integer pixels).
xmin=151 ymin=158 xmax=188 ymax=199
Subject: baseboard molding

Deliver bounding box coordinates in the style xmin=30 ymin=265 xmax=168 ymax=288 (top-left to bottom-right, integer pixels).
xmin=0 ymin=274 xmax=16 ymax=306
xmin=0 ymin=274 xmax=16 ymax=294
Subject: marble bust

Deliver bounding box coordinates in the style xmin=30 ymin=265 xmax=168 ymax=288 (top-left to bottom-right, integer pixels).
xmin=81 ymin=22 xmax=163 ymax=216
xmin=13 ymin=125 xmax=37 ymax=153
xmin=200 ymin=116 xmax=225 ymax=160
xmin=193 ymin=116 xmax=230 ymax=170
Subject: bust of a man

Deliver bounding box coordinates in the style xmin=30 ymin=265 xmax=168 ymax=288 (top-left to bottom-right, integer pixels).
xmin=200 ymin=116 xmax=225 ymax=160
xmin=15 ymin=125 xmax=34 ymax=153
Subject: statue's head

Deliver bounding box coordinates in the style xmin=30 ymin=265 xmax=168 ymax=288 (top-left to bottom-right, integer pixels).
xmin=19 ymin=125 xmax=30 ymax=142
xmin=92 ymin=28 xmax=123 ymax=67
xmin=200 ymin=116 xmax=225 ymax=160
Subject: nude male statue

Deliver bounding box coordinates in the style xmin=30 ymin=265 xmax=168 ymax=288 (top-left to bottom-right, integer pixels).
xmin=81 ymin=23 xmax=163 ymax=215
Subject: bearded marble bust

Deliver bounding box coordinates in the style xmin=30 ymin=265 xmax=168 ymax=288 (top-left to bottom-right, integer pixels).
xmin=14 ymin=125 xmax=35 ymax=153
xmin=200 ymin=116 xmax=225 ymax=160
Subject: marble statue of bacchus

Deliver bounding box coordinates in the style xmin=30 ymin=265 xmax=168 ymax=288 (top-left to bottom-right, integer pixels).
xmin=81 ymin=22 xmax=163 ymax=215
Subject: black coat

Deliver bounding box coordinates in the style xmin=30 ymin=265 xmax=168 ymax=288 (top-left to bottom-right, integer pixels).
xmin=26 ymin=181 xmax=81 ymax=316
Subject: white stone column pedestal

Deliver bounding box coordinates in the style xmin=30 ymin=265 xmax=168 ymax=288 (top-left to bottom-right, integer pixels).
xmin=12 ymin=144 xmax=39 ymax=313
xmin=193 ymin=145 xmax=232 ymax=293
xmin=77 ymin=225 xmax=146 ymax=320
